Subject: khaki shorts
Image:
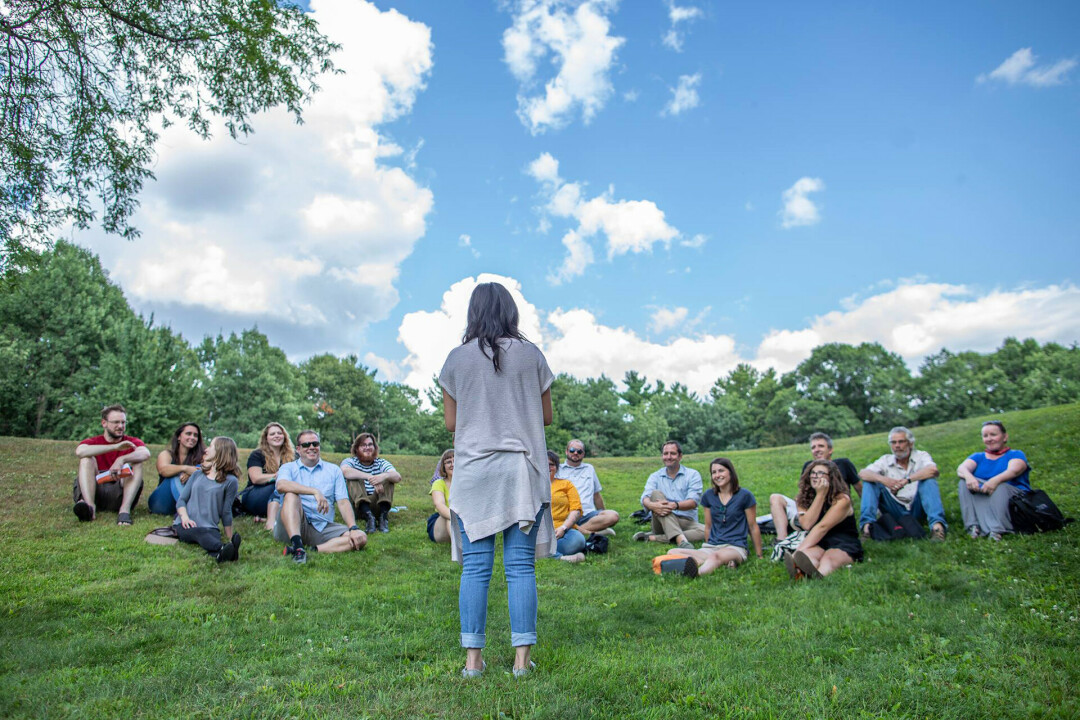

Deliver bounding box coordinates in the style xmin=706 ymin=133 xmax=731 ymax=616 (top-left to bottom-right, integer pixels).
xmin=273 ymin=512 xmax=348 ymax=547
xmin=700 ymin=542 xmax=749 ymax=562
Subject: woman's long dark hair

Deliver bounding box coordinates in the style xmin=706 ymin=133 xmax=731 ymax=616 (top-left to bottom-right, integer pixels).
xmin=167 ymin=423 xmax=205 ymax=465
xmin=462 ymin=282 xmax=526 ymax=372
xmin=796 ymin=460 xmax=847 ymax=512
xmin=709 ymin=457 xmax=741 ymax=494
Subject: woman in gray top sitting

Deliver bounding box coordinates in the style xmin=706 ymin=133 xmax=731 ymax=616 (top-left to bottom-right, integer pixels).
xmin=175 ymin=436 xmax=242 ymax=563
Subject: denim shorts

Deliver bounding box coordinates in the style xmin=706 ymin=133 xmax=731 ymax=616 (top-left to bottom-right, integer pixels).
xmin=578 ymin=509 xmax=600 ymax=525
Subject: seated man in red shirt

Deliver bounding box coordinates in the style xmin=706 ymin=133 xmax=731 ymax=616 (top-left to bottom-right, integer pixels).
xmin=73 ymin=404 xmax=151 ymax=525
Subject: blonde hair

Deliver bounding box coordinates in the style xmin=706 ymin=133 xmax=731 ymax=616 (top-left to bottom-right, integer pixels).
xmin=256 ymin=422 xmax=295 ymax=474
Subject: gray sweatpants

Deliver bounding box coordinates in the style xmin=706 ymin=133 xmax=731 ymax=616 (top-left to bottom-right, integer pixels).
xmin=957 ymin=481 xmax=1022 ymax=536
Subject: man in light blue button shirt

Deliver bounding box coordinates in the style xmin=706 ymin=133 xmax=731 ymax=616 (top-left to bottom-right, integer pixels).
xmin=634 ymin=441 xmax=706 ymax=549
xmin=274 ymin=430 xmax=367 ymax=563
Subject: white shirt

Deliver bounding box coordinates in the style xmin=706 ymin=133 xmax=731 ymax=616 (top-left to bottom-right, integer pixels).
xmin=556 ymin=462 xmax=602 ymax=515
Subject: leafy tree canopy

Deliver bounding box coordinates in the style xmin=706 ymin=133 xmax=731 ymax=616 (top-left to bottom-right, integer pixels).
xmin=1 ymin=0 xmax=337 ymax=259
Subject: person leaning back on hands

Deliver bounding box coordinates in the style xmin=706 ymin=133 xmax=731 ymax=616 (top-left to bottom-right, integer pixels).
xmin=273 ymin=430 xmax=366 ymax=564
xmin=73 ymin=404 xmax=151 ymax=526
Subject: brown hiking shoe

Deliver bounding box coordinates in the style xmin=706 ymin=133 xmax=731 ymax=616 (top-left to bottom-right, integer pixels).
xmin=931 ymin=524 xmax=946 ymax=542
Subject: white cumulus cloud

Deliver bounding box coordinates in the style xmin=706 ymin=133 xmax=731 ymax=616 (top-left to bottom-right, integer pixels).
xmin=78 ymin=0 xmax=435 ymax=357
xmin=528 ymin=152 xmax=681 ymax=283
xmin=386 ymin=276 xmax=1080 ymax=400
xmin=978 ymin=48 xmax=1077 ymax=87
xmin=662 ymin=73 xmax=702 ymax=116
xmin=661 ymin=0 xmax=703 ymax=52
xmin=502 ymin=0 xmax=626 ymax=134
xmin=779 ymin=177 xmax=824 ymax=228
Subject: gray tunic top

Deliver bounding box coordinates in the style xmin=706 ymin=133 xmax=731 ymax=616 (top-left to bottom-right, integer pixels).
xmin=174 ymin=470 xmax=238 ymax=529
xmin=439 ymin=338 xmax=556 ymax=562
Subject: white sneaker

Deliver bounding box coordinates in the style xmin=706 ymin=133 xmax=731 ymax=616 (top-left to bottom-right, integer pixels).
xmin=559 ymin=552 xmax=586 ymax=563
xmin=593 ymin=527 xmax=616 ymax=537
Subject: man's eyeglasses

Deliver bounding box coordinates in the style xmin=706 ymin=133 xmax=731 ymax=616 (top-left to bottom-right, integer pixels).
xmin=299 ymin=441 xmax=320 ymax=449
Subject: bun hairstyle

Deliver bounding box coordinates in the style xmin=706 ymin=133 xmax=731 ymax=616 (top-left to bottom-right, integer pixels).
xmin=462 ymin=282 xmax=526 ymax=373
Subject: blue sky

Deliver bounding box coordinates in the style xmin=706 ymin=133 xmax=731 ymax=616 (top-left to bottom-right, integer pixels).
xmin=78 ymin=0 xmax=1080 ymax=395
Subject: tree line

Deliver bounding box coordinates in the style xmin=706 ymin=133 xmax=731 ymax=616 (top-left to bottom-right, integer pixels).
xmin=2 ymin=242 xmax=1078 ymax=455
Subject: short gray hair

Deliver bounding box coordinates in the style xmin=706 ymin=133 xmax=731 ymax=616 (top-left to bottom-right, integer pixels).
xmin=888 ymin=426 xmax=914 ymax=444
xmin=808 ymin=432 xmax=833 ymax=449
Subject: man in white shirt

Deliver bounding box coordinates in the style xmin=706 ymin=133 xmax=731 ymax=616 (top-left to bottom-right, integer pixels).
xmin=859 ymin=426 xmax=948 ymax=541
xmin=556 ymin=439 xmax=619 ymax=537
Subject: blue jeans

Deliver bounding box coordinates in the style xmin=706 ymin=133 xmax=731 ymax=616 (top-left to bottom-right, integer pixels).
xmin=239 ymin=483 xmax=278 ymax=516
xmin=554 ymin=528 xmax=586 ymax=557
xmin=458 ymin=507 xmax=544 ymax=649
xmin=147 ymin=475 xmax=181 ymax=515
xmin=859 ymin=478 xmax=948 ymax=531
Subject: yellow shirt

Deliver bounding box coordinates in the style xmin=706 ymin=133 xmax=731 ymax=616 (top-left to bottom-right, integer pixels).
xmin=550 ymin=478 xmax=582 ymax=526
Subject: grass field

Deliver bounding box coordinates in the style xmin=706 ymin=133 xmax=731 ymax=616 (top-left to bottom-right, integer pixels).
xmin=1 ymin=405 xmax=1078 ymax=719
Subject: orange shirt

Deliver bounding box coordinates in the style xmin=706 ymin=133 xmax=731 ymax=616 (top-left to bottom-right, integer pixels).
xmin=550 ymin=478 xmax=582 ymax=526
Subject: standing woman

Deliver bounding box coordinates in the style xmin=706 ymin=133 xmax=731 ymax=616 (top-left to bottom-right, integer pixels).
xmin=239 ymin=422 xmax=295 ymax=530
xmin=439 ymin=282 xmax=555 ymax=679
xmin=148 ymin=423 xmax=205 ymax=516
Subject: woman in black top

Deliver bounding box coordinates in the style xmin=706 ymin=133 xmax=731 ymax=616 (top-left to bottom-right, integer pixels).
xmin=238 ymin=422 xmax=295 ymax=530
xmin=785 ymin=460 xmax=863 ymax=580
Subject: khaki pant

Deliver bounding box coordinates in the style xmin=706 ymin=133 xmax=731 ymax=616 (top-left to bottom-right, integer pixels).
xmin=649 ymin=489 xmax=705 ymax=542
xmin=346 ymin=479 xmax=395 ymax=514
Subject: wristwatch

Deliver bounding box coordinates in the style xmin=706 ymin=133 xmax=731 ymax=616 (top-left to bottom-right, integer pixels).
xmin=349 ymin=525 xmax=360 ymax=532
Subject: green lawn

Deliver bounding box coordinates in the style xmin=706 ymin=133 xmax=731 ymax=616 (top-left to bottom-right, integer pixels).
xmin=1 ymin=405 xmax=1078 ymax=719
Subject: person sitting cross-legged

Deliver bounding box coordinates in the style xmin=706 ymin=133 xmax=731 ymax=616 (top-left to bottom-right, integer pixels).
xmin=634 ymin=440 xmax=706 ymax=549
xmin=557 ymin=439 xmax=619 ymax=538
xmin=956 ymin=420 xmax=1031 ymax=541
xmin=274 ymin=430 xmax=366 ymax=564
xmin=148 ymin=422 xmax=204 ymax=516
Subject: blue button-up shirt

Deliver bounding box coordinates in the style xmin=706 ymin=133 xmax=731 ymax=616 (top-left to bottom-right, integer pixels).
xmin=640 ymin=464 xmax=703 ymax=522
xmin=276 ymin=458 xmax=348 ymax=531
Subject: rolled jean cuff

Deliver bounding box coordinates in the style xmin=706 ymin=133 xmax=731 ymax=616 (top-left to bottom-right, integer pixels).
xmin=460 ymin=632 xmax=485 ymax=649
xmin=511 ymin=631 xmax=536 ymax=647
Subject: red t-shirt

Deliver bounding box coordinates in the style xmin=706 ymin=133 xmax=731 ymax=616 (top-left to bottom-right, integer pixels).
xmin=79 ymin=434 xmax=146 ymax=473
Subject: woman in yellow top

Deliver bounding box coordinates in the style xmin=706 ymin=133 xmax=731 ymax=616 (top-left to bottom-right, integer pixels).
xmin=547 ymin=450 xmax=586 ymax=563
xmin=428 ymin=449 xmax=454 ymax=543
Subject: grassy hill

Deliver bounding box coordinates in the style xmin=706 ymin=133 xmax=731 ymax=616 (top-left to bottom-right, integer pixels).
xmin=1 ymin=404 xmax=1078 ymax=718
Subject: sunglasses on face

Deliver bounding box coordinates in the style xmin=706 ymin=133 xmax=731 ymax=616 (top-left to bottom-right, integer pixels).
xmin=299 ymin=441 xmax=320 ymax=449
xmin=568 ymin=448 xmax=584 ymax=454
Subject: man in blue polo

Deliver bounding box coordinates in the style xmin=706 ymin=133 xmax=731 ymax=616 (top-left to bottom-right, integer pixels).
xmin=634 ymin=440 xmax=705 ymax=550
xmin=274 ymin=429 xmax=366 ymax=564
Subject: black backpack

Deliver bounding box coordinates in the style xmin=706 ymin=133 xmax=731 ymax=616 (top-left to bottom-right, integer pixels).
xmin=1008 ymin=489 xmax=1071 ymax=534
xmin=583 ymin=534 xmax=609 ymax=554
xmin=869 ymin=511 xmax=926 ymax=541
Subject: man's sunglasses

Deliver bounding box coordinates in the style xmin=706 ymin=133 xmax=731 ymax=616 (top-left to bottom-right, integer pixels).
xmin=567 ymin=448 xmax=584 ymax=454
xmin=299 ymin=441 xmax=320 ymax=449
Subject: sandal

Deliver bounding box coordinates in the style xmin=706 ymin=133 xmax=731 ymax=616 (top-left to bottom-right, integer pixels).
xmin=117 ymin=512 xmax=132 ymax=526
xmin=793 ymin=550 xmax=823 ymax=579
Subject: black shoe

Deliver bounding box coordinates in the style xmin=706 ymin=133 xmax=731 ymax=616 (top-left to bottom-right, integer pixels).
xmin=378 ymin=511 xmax=390 ymax=533
xmin=293 ymin=547 xmax=307 ymax=565
xmin=217 ymin=541 xmax=238 ymax=563
xmin=230 ymin=532 xmax=242 ymax=561
xmin=365 ymin=514 xmax=377 ymax=534
xmin=74 ymin=501 xmax=93 ymax=522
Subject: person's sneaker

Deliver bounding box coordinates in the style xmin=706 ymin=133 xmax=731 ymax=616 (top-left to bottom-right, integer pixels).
xmin=676 ymin=540 xmax=695 ymax=550
xmin=512 ymin=660 xmax=536 ymax=678
xmin=593 ymin=527 xmax=616 ymax=537
xmin=461 ymin=660 xmax=485 ymax=679
xmin=293 ymin=547 xmax=307 ymax=564
xmin=559 ymin=552 xmax=586 ymax=563
xmin=968 ymin=526 xmax=981 ymax=540
xmin=217 ymin=540 xmax=238 ymax=563
xmin=989 ymin=532 xmax=1002 ymax=542
xmin=73 ymin=501 xmax=94 ymax=522
xmin=633 ymin=531 xmax=650 ymax=542
xmin=658 ymin=556 xmax=698 ymax=578
xmin=930 ymin=524 xmax=947 ymax=542
xmin=230 ymin=532 xmax=242 ymax=561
